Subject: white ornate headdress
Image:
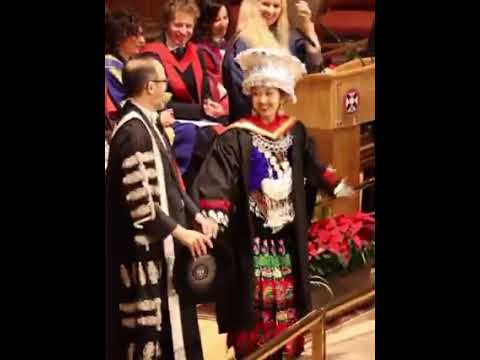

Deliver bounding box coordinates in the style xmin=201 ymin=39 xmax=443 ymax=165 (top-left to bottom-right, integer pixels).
xmin=235 ymin=48 xmax=307 ymax=103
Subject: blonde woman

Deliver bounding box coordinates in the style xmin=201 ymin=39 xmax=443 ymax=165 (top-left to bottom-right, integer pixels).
xmin=223 ymin=0 xmax=322 ymax=121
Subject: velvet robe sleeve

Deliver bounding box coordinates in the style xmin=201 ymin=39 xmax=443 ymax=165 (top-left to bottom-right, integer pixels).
xmin=113 ymin=119 xmax=180 ymax=241
xmin=191 ymin=130 xmax=242 ymax=227
xmin=168 ymin=100 xmax=204 ymax=120
xmin=303 ymin=137 xmax=340 ymax=192
xmin=299 ymin=123 xmax=341 ymax=219
xmin=290 ymin=30 xmax=324 ymax=74
xmin=182 ymin=191 xmax=200 ymax=218
xmin=222 ymin=37 xmax=252 ymax=121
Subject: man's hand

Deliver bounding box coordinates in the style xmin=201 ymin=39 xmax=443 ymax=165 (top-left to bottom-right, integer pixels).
xmin=160 ymin=109 xmax=175 ymax=128
xmin=195 ymin=212 xmax=219 ymax=240
xmin=172 ymin=225 xmax=213 ymax=258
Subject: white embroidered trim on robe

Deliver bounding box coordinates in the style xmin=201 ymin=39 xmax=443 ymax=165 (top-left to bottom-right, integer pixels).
xmin=113 ymin=110 xmax=187 ymax=359
xmin=201 ymin=209 xmax=229 ymax=228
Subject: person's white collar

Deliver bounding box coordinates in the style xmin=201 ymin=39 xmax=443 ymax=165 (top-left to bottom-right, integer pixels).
xmin=130 ymin=100 xmax=159 ymax=124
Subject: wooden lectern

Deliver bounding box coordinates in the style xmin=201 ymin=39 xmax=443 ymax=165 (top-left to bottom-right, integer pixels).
xmin=285 ymin=58 xmax=375 ymax=215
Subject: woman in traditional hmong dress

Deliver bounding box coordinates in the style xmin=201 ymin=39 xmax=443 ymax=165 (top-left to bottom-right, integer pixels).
xmin=192 ymin=49 xmax=352 ymax=359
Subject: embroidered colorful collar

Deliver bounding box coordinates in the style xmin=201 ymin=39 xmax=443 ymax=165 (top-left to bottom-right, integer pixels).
xmin=227 ymin=115 xmax=297 ymax=140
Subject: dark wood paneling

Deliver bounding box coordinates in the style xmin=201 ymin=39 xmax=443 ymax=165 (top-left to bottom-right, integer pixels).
xmin=108 ymin=0 xmax=165 ymax=21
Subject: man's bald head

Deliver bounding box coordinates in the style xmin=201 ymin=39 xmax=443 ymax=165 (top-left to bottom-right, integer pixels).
xmin=122 ymin=53 xmax=165 ymax=98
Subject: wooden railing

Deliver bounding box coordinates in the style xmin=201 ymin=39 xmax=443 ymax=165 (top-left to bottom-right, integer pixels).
xmin=243 ymin=309 xmax=327 ymax=360
xmin=229 ymin=286 xmax=375 ymax=359
xmin=315 ymin=177 xmax=375 ymax=208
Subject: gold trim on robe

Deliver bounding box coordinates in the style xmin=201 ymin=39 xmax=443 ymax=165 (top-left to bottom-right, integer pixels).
xmin=226 ymin=116 xmax=297 ymax=140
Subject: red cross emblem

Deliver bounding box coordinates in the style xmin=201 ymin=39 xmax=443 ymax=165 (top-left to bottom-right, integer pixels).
xmin=344 ymin=89 xmax=360 ymax=113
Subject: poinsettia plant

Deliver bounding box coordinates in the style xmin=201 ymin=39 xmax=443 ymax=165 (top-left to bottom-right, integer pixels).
xmin=308 ymin=212 xmax=375 ymax=277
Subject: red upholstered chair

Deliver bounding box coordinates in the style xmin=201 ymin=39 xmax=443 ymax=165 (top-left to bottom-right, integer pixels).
xmin=315 ymin=0 xmax=375 ymax=43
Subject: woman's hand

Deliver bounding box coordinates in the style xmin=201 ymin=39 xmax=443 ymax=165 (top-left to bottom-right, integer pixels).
xmin=195 ymin=212 xmax=219 ymax=240
xmin=334 ymin=180 xmax=355 ymax=198
xmin=203 ymin=98 xmax=225 ymax=118
xmin=296 ymin=1 xmax=321 ymax=50
xmin=296 ymin=0 xmax=313 ymax=28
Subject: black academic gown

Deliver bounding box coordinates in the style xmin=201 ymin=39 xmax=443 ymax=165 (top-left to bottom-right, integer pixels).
xmin=191 ymin=120 xmax=336 ymax=333
xmin=105 ymin=101 xmax=204 ymax=360
xmin=142 ymin=39 xmax=228 ymax=187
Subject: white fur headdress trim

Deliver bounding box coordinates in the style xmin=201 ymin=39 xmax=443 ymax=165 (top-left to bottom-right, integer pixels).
xmin=235 ymin=48 xmax=307 ymax=103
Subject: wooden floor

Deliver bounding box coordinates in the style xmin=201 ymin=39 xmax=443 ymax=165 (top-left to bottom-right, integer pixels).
xmin=198 ymin=318 xmax=232 ymax=359
xmin=301 ymin=308 xmax=375 ymax=360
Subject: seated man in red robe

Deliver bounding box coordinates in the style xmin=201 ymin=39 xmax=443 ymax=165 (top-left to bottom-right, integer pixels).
xmin=142 ymin=0 xmax=228 ymax=187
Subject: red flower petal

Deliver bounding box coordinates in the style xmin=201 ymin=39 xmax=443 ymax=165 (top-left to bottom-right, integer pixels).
xmin=317 ymin=229 xmax=331 ymax=244
xmin=351 ymin=235 xmax=362 ymax=249
xmin=350 ymin=222 xmax=363 ymax=236
xmin=338 ymin=224 xmax=350 ymax=233
xmin=353 ymin=212 xmax=375 ymax=224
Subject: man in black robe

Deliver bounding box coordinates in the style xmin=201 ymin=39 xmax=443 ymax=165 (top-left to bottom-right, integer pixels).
xmin=105 ymin=53 xmax=217 ymax=360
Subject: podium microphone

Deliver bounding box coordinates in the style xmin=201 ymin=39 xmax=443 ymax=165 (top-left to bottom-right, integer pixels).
xmin=317 ymin=22 xmax=367 ymax=66
xmin=316 ymin=22 xmax=343 ymax=43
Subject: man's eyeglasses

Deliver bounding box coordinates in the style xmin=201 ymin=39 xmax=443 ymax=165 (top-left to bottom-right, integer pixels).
xmin=149 ymin=79 xmax=168 ymax=84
